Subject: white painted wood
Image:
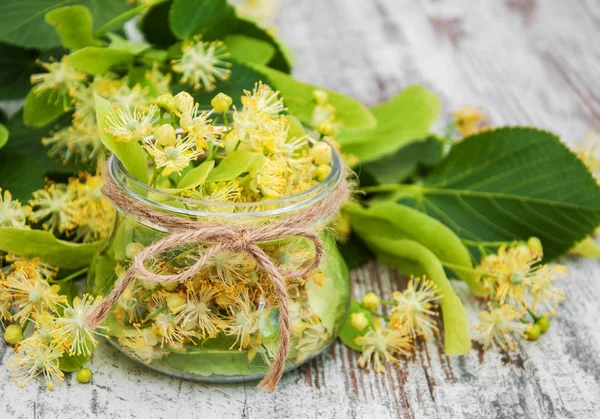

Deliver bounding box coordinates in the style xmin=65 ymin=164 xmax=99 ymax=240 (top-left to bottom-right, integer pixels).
xmin=2 ymin=0 xmax=600 ymax=417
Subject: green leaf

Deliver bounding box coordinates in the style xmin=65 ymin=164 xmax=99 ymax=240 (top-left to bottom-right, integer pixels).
xmin=339 ymin=85 xmax=441 ymax=163
xmin=248 ymin=63 xmax=376 ymax=130
xmin=361 ymin=137 xmax=444 ymax=185
xmin=229 ymin=17 xmax=293 ymax=73
xmin=0 ymin=124 xmax=8 ymax=150
xmin=396 ymin=127 xmax=600 ymax=261
xmin=206 ymin=151 xmax=266 ymax=182
xmin=169 ymin=0 xmax=236 ymax=40
xmin=95 ymin=94 xmax=149 ymax=183
xmin=140 ymin=0 xmax=179 ymax=49
xmin=45 ymin=5 xmax=98 ymax=51
xmin=347 ymin=201 xmax=486 ymax=296
xmin=23 ymin=89 xmax=68 ymax=127
xmin=0 ymin=110 xmax=82 ymax=201
xmin=68 ymin=47 xmax=134 ymax=75
xmin=285 ymin=115 xmax=306 ymax=140
xmin=58 ymin=351 xmax=91 ymax=372
xmin=0 ymin=43 xmax=40 ymax=100
xmin=0 ymin=228 xmax=100 ymax=269
xmin=223 ymin=34 xmax=275 ymax=66
xmin=338 ymin=300 xmax=376 ymax=351
xmin=0 ymin=0 xmax=132 ymax=50
xmin=570 ymin=237 xmax=600 ymax=259
xmin=177 ymin=160 xmax=215 ymax=189
xmin=364 ymin=236 xmax=471 ymax=355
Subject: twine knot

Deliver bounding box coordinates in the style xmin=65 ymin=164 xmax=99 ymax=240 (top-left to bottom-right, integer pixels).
xmin=84 ymin=171 xmax=349 ymax=392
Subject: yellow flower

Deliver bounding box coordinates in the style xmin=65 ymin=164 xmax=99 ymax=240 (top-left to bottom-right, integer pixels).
xmin=355 ymin=322 xmax=412 ymax=373
xmin=205 ymin=249 xmax=253 ymax=286
xmin=174 ymin=286 xmax=222 ymax=338
xmin=211 ymin=92 xmax=233 ymax=113
xmin=53 ymin=295 xmax=107 ymax=355
xmin=4 ymin=269 xmax=65 ymax=324
xmin=10 ymin=336 xmax=65 ymax=390
xmin=250 ymin=157 xmax=292 ymax=198
xmin=390 ymin=276 xmax=442 ymax=338
xmin=29 ymin=183 xmax=77 ymax=234
xmin=105 ymin=105 xmax=158 ymax=142
xmin=119 ymin=328 xmax=162 ymax=364
xmin=361 ymin=292 xmax=380 ymax=312
xmin=152 ymin=312 xmax=194 ymax=348
xmin=451 ymin=106 xmax=490 ymax=137
xmin=296 ymin=321 xmax=330 ymax=362
xmin=42 ymin=123 xmax=106 ymax=165
xmin=179 ymin=102 xmax=215 ymax=150
xmin=241 ymin=82 xmax=286 ymax=118
xmin=0 ymin=189 xmax=30 ymax=229
xmin=144 ymin=133 xmax=203 ymax=176
xmin=145 ymin=62 xmax=172 ymax=95
xmin=30 ymin=57 xmax=86 ymax=99
xmin=349 ymin=312 xmax=369 ymax=331
xmin=474 ymin=304 xmax=528 ymax=351
xmin=172 ymin=38 xmax=232 ymax=92
xmin=527 ymin=264 xmax=567 ymax=316
xmin=224 ymin=290 xmax=261 ymax=349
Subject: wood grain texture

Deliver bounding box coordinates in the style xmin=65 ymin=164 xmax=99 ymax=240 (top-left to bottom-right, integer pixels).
xmin=2 ymin=0 xmax=600 ymax=417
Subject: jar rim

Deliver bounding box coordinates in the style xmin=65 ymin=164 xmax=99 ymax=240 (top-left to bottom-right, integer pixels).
xmin=108 ymin=137 xmax=345 ymax=219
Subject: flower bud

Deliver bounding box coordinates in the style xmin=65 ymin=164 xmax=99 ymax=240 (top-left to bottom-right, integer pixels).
xmin=312 ymin=89 xmax=329 ymax=105
xmin=536 ymin=316 xmax=551 ymax=333
xmin=309 ymin=142 xmax=332 ymax=165
xmin=211 ymin=93 xmax=233 ymax=113
xmin=166 ymin=293 xmax=186 ymax=312
xmin=161 ymin=282 xmax=178 ymax=292
xmin=4 ymin=324 xmax=23 ymax=346
xmin=525 ymin=324 xmax=541 ymax=341
xmin=362 ymin=292 xmax=380 ymax=312
xmin=174 ymin=91 xmax=194 ymax=114
xmin=154 ymin=124 xmax=177 ymax=147
xmin=314 ymin=164 xmax=332 ymax=182
xmin=527 ymin=237 xmax=543 ymax=257
xmin=350 ymin=312 xmax=369 ymax=331
xmin=316 ymin=120 xmax=335 ymax=137
xmin=76 ymin=368 xmax=93 ymax=384
xmin=157 ymin=93 xmax=178 ymax=113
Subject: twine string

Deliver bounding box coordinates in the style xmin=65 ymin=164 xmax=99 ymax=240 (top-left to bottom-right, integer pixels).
xmin=85 ymin=173 xmax=349 ymax=392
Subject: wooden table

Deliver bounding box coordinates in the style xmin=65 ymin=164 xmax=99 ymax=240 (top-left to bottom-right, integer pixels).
xmin=2 ymin=0 xmax=600 ymax=417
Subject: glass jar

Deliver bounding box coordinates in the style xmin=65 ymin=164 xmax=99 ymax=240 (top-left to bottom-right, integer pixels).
xmin=87 ymin=148 xmax=350 ymax=382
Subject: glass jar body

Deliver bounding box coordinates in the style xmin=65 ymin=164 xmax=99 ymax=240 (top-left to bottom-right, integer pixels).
xmin=87 ymin=203 xmax=351 ymax=382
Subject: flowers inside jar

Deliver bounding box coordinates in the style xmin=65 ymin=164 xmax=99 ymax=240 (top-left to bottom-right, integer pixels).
xmin=86 ymin=83 xmax=351 ymax=388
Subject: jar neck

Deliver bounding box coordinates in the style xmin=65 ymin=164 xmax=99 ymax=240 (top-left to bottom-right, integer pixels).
xmin=108 ymin=145 xmax=345 ymax=225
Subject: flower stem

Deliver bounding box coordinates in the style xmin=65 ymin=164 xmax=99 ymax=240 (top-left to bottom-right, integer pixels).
xmin=48 ymin=267 xmax=89 ymax=284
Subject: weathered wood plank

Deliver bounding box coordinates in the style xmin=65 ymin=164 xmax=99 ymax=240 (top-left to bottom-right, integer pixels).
xmin=2 ymin=0 xmax=600 ymax=417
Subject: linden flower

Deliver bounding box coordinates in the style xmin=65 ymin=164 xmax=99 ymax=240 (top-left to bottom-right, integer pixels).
xmin=42 ymin=124 xmax=106 ymax=165
xmin=390 ymin=277 xmax=442 ymax=338
xmin=4 ymin=270 xmax=65 ymax=324
xmin=145 ymin=62 xmax=172 ymax=95
xmin=355 ymin=322 xmax=413 ymax=373
xmin=527 ymin=264 xmax=568 ymax=316
xmin=29 ymin=183 xmax=76 ymax=234
xmin=296 ymin=322 xmax=331 ymax=362
xmin=152 ymin=312 xmax=194 ymax=347
xmin=105 ymin=105 xmax=158 ymax=142
xmin=174 ymin=287 xmax=221 ymax=338
xmin=451 ymin=106 xmax=490 ymax=137
xmin=205 ymin=250 xmax=253 ymax=286
xmin=30 ymin=57 xmax=86 ymax=98
xmin=179 ymin=103 xmax=215 ymax=150
xmin=242 ymin=82 xmax=286 ymax=118
xmin=53 ymin=295 xmax=107 ymax=356
xmin=172 ymin=38 xmax=232 ymax=92
xmin=271 ymin=238 xmax=314 ymax=273
xmin=0 ymin=282 xmax=12 ymax=323
xmin=225 ymin=290 xmax=261 ymax=349
xmin=0 ymin=189 xmax=30 ymax=229
xmin=119 ymin=328 xmax=162 ymax=364
xmin=474 ymin=304 xmax=528 ymax=351
xmin=145 ymin=134 xmax=203 ymax=176
xmin=111 ymin=83 xmax=152 ymax=111
xmin=250 ymin=158 xmax=292 ymax=198
xmin=10 ymin=337 xmax=65 ymax=390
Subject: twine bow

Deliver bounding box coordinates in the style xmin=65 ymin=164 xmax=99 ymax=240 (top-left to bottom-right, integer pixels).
xmin=85 ymin=174 xmax=349 ymax=392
